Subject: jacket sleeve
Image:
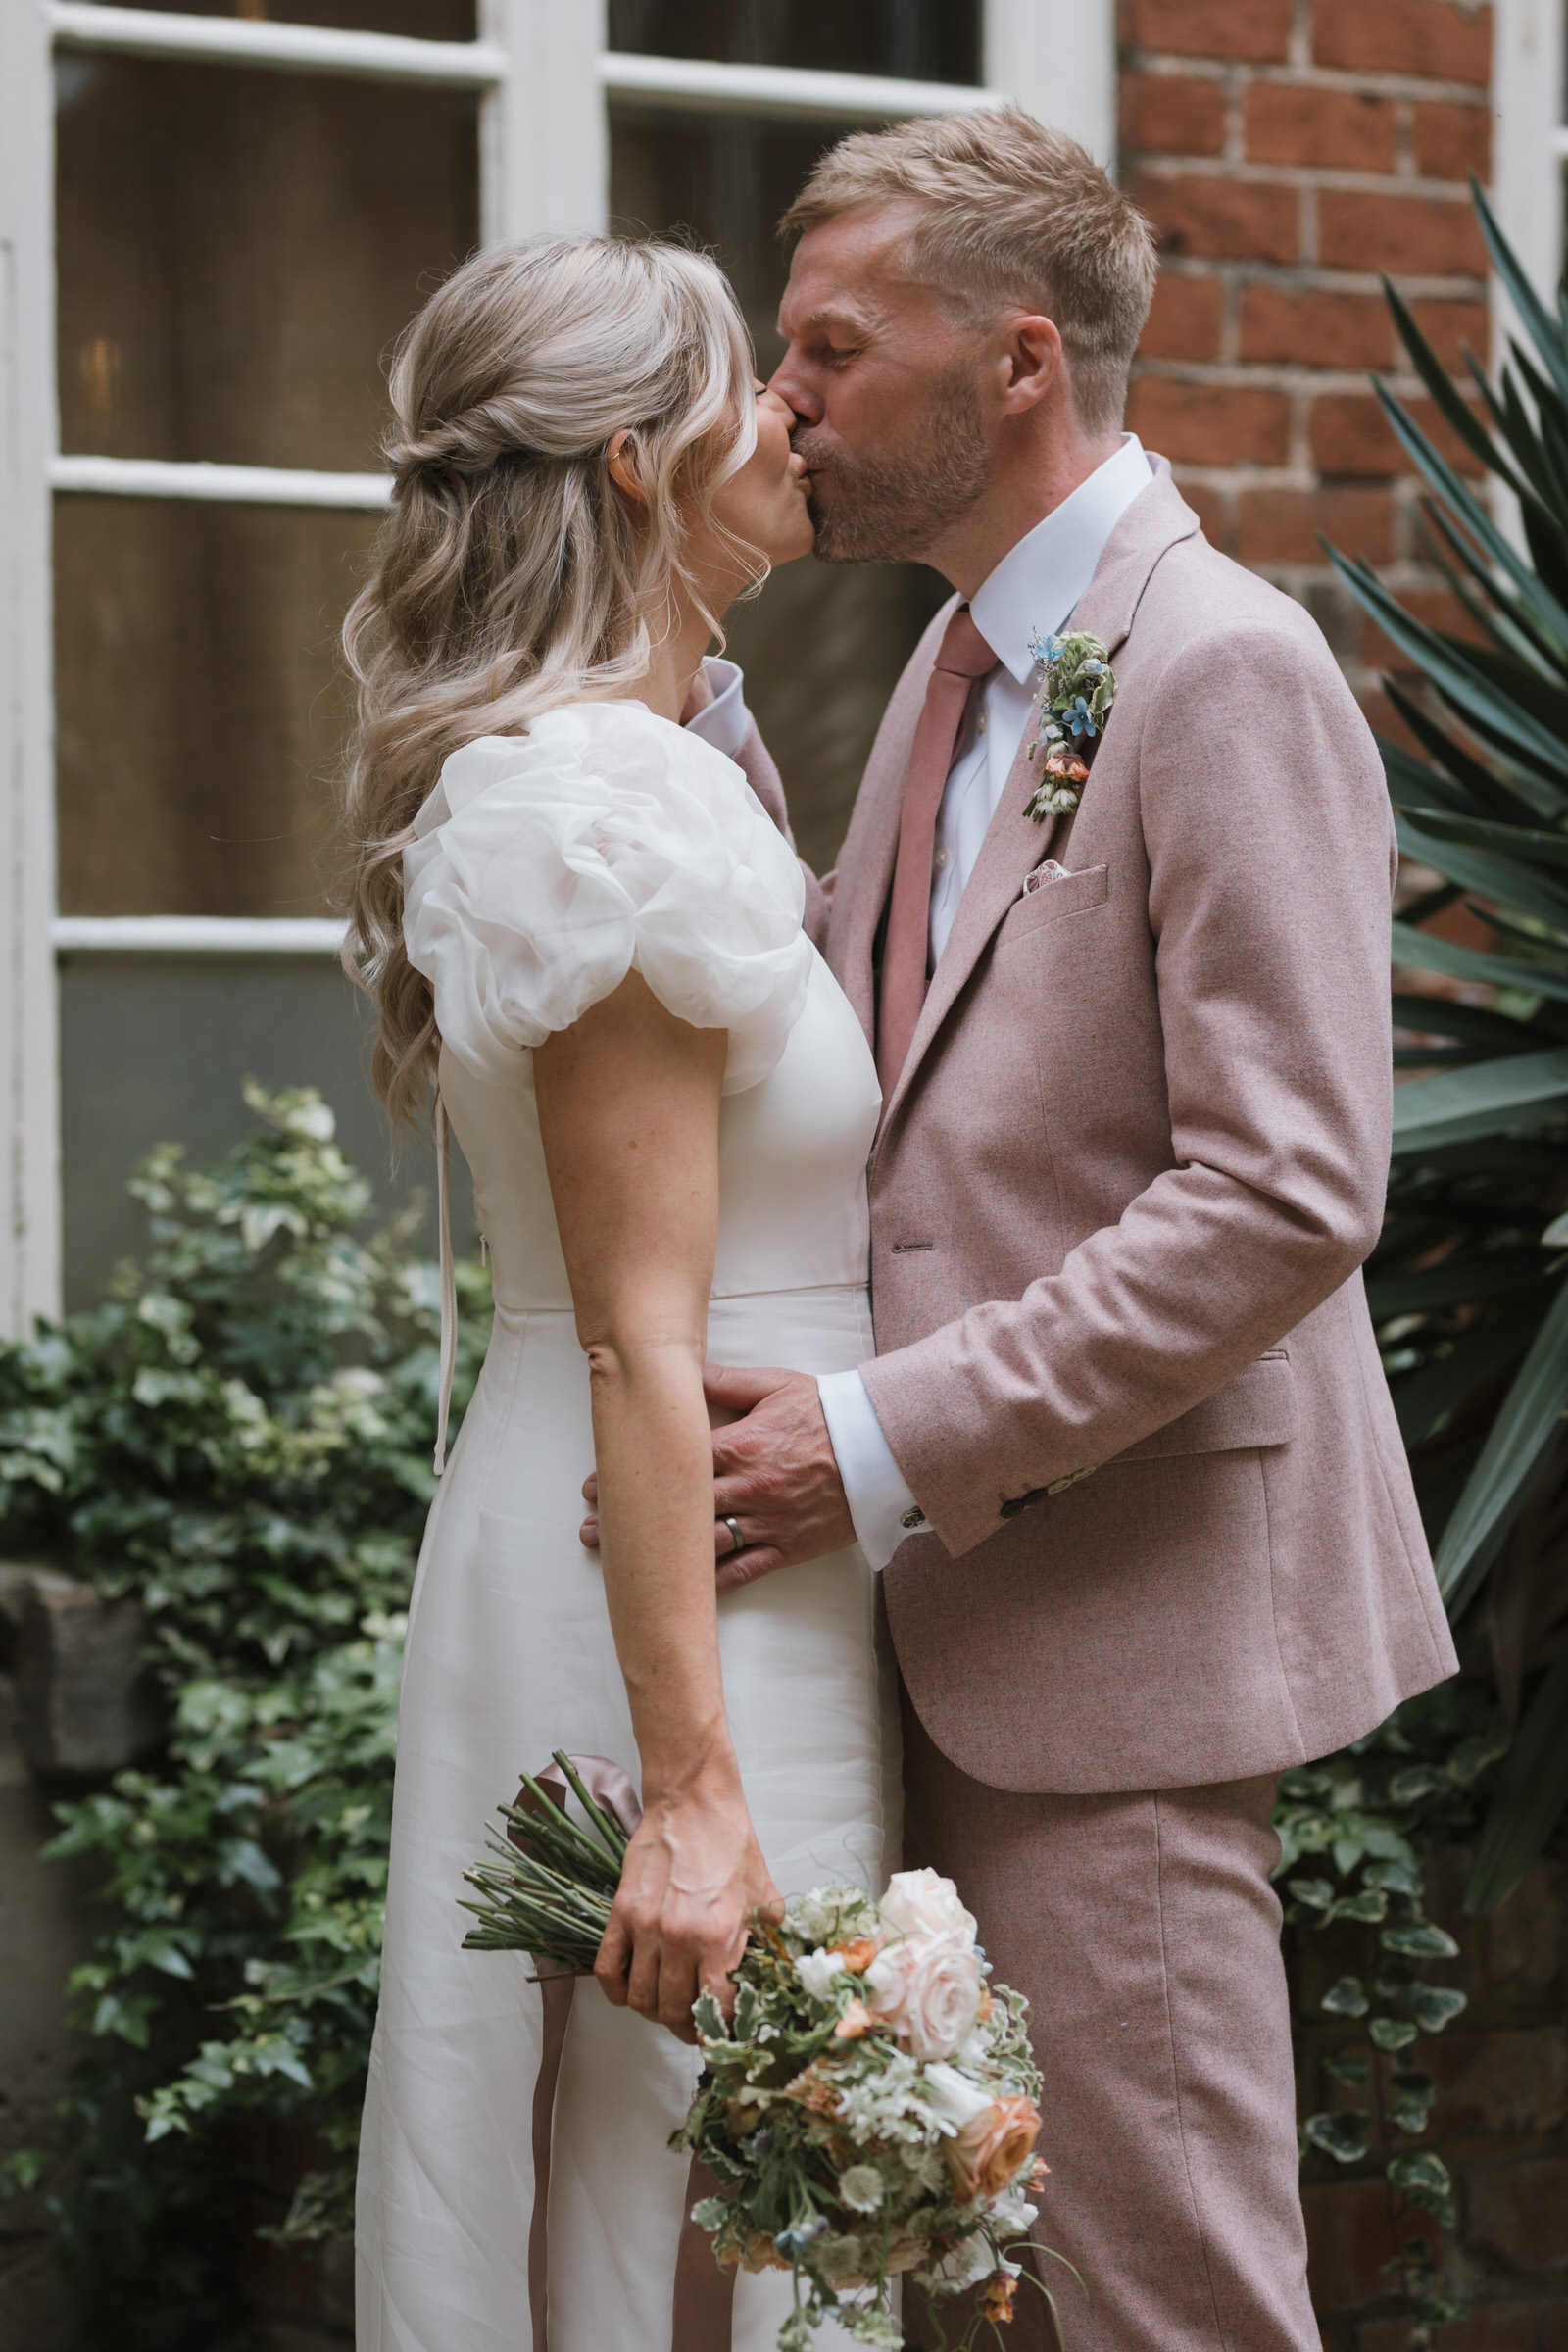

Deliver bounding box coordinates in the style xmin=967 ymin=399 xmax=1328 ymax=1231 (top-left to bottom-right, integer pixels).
xmin=859 ymin=616 xmax=1398 ymax=1558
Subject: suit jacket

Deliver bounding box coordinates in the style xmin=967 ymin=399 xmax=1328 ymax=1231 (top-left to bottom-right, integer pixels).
xmin=822 ymin=464 xmax=1457 ymax=1795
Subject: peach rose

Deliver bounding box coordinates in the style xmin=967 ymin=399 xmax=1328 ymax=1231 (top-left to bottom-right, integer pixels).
xmin=864 ymin=1932 xmax=983 ymax=2061
xmin=948 ymin=2095 xmax=1044 ymax=2201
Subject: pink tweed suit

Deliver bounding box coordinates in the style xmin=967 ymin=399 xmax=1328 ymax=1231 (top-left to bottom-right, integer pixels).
xmin=808 ymin=463 xmax=1457 ymax=2349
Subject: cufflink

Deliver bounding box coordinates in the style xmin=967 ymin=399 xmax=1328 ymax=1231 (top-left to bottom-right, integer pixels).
xmin=901 ymin=1504 xmax=928 ymax=1531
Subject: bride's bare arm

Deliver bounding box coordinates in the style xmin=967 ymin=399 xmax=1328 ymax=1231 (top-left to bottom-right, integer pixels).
xmin=533 ymin=971 xmax=777 ymax=2038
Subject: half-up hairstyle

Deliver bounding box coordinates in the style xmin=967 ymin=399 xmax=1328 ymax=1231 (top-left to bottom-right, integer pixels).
xmin=341 ymin=235 xmax=757 ymax=1127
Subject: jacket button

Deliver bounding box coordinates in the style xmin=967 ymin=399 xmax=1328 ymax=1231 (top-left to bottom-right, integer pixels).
xmin=999 ymin=1488 xmax=1049 ymax=1520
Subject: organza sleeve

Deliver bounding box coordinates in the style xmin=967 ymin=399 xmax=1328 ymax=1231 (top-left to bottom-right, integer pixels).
xmin=402 ymin=701 xmax=813 ymax=1094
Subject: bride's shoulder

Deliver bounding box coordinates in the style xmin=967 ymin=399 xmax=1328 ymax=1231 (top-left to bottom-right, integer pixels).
xmin=402 ymin=698 xmax=812 ymax=1095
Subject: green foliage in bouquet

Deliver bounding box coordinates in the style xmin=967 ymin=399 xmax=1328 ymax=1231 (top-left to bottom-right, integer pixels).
xmin=0 ymin=1087 xmax=489 ymax=2344
xmin=1327 ymin=181 xmax=1568 ymax=1918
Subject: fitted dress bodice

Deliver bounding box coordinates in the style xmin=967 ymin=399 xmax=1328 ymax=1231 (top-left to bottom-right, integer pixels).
xmin=440 ymin=950 xmax=876 ymax=1313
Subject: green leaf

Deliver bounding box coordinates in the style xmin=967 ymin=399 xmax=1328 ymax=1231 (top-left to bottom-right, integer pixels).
xmin=1396 ymin=811 xmax=1568 ymax=929
xmin=1323 ymin=2051 xmax=1371 ymax=2086
xmin=1332 ymin=1889 xmax=1390 ymax=1925
xmin=1392 ymin=1045 xmax=1568 ymax=1157
xmin=1368 ymin=2015 xmax=1420 ymax=2051
xmin=1303 ymin=2110 xmax=1371 ymax=2165
xmin=1433 ymin=1274 xmax=1568 ymax=1609
xmin=1320 ymin=1976 xmax=1370 ymax=2019
xmin=1287 ymin=1877 xmax=1336 ymax=1914
xmin=1465 ymin=1640 xmax=1568 ymax=1912
xmin=1381 ymin=1922 xmax=1461 ymax=1961
xmin=1404 ymin=1984 xmax=1468 ymax=2034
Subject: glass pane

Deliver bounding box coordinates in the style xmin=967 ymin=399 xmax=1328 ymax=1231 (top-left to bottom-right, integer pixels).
xmin=82 ymin=0 xmax=475 ymax=38
xmin=54 ymin=496 xmax=378 ymax=917
xmin=57 ymin=58 xmax=478 ymax=469
xmin=612 ymin=106 xmax=949 ymax=869
xmin=609 ymin=0 xmax=980 ymax=83
xmin=60 ymin=957 xmax=478 ymax=1312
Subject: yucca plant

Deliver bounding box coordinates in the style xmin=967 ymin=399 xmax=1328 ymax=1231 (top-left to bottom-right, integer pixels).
xmin=1330 ymin=182 xmax=1568 ymax=1913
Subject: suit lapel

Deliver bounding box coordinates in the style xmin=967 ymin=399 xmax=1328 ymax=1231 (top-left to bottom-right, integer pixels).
xmin=875 ymin=467 xmax=1203 ymax=1146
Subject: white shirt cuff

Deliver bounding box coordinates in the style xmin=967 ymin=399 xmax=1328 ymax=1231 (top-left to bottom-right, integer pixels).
xmin=816 ymin=1369 xmax=924 ymax=1573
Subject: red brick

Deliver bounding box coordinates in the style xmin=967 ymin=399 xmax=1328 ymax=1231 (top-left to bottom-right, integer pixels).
xmin=1304 ymin=2177 xmax=1444 ymax=2311
xmin=1424 ymin=2028 xmax=1568 ymax=2137
xmin=1120 ymin=71 xmax=1226 ymax=156
xmin=1126 ymin=376 xmax=1291 ymax=464
xmin=1133 ymin=172 xmax=1298 ymax=263
xmin=1123 ymin=0 xmax=1293 ymax=62
xmin=1236 ymin=485 xmax=1395 ymax=564
xmin=1360 ymin=2305 xmax=1568 ymax=2351
xmin=1466 ymin=2159 xmax=1568 ymax=2271
xmin=1178 ymin=476 xmax=1232 ymax=549
xmin=1413 ymin=97 xmax=1492 ymax=180
xmin=1140 ymin=272 xmax=1223 ymax=360
xmin=1313 ymin=0 xmax=1493 ymax=85
xmin=1239 ymin=283 xmax=1393 ymax=368
xmin=1319 ymin=189 xmax=1487 ymax=278
xmin=1404 ymin=297 xmax=1490 ymax=371
xmin=1310 ymin=390 xmax=1487 ymax=478
xmin=1245 ymin=82 xmax=1397 ymax=171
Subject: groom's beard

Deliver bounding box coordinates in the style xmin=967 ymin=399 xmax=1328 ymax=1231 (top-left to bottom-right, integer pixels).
xmin=795 ymin=370 xmax=989 ymax=564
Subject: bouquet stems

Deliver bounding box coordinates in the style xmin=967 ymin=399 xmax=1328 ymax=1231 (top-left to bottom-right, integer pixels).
xmin=459 ymin=1751 xmax=631 ymax=1971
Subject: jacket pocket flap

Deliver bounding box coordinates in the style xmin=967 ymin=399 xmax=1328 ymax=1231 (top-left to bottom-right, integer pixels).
xmin=995 ymin=861 xmax=1109 ymax=948
xmin=1111 ymin=1352 xmax=1297 ymax=1463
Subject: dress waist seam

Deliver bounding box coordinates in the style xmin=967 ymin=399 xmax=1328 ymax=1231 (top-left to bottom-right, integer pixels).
xmin=490 ymin=1278 xmax=868 ymax=1317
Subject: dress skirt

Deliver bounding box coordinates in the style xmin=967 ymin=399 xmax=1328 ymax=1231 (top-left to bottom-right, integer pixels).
xmin=356 ymin=1283 xmax=902 ymax=2352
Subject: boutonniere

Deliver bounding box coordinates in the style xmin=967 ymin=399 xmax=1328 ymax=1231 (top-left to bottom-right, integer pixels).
xmin=1024 ymin=630 xmax=1117 ymax=820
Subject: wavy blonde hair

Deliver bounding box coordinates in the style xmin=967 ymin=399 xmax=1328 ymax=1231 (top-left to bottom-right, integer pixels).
xmin=340 ymin=235 xmax=758 ymax=1127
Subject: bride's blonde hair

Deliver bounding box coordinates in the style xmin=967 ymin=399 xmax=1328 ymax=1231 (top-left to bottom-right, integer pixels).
xmin=340 ymin=234 xmax=758 ymax=1127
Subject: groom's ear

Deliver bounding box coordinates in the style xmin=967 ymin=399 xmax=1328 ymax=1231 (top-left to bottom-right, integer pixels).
xmin=997 ymin=315 xmax=1062 ymax=416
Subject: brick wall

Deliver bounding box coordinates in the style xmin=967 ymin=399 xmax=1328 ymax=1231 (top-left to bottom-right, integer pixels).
xmin=1121 ymin=0 xmax=1492 ymax=733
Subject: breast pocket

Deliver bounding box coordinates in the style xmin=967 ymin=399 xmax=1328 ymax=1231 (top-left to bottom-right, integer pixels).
xmin=994 ymin=862 xmax=1109 ymax=952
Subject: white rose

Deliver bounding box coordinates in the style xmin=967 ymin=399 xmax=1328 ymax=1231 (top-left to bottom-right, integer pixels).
xmin=797 ymin=1947 xmax=838 ymax=2002
xmin=989 ymin=2188 xmax=1038 ymax=2235
xmin=879 ymin=1869 xmax=977 ymax=1947
xmin=864 ymin=1932 xmax=983 ymax=2061
xmin=921 ymin=2062 xmax=995 ymax=2133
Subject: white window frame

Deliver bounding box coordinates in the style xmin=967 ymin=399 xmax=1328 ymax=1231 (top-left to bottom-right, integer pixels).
xmin=0 ymin=0 xmax=1112 ymax=1333
xmin=1491 ymin=0 xmax=1564 ymax=358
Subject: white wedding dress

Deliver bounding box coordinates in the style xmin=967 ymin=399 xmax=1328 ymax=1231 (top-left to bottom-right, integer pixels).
xmin=356 ymin=700 xmax=899 ymax=2352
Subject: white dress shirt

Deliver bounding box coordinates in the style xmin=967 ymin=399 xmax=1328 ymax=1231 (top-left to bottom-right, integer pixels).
xmin=817 ymin=434 xmax=1156 ymax=1569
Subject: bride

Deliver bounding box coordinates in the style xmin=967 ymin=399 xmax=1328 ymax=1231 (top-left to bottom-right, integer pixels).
xmin=343 ymin=236 xmax=897 ymax=2349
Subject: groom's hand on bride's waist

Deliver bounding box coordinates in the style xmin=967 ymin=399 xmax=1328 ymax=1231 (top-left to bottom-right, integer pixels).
xmin=576 ymin=1364 xmax=855 ymax=1592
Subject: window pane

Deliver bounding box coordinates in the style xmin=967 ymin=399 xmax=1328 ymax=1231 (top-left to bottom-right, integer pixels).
xmin=81 ymin=0 xmax=475 ymax=38
xmin=57 ymin=57 xmax=478 ymax=469
xmin=612 ymin=106 xmax=949 ymax=869
xmin=55 ymin=496 xmax=377 ymax=917
xmin=609 ymin=0 xmax=980 ymax=83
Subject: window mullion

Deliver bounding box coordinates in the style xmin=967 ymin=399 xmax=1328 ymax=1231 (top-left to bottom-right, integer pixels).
xmin=482 ymin=0 xmax=608 ymax=243
xmin=983 ymin=0 xmax=1116 ymax=161
xmin=48 ymin=2 xmax=505 ymax=89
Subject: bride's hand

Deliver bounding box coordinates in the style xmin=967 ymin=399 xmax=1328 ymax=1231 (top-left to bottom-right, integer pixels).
xmin=595 ymin=1773 xmax=780 ymax=2042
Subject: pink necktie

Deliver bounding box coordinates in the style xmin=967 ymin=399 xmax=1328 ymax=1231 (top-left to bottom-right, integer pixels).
xmin=876 ymin=606 xmax=998 ymax=1098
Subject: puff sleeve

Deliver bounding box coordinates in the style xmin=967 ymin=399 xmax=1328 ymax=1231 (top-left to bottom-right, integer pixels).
xmin=402 ymin=701 xmax=813 ymax=1094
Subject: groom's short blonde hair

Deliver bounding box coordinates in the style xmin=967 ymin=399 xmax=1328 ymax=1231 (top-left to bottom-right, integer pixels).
xmin=780 ymin=107 xmax=1156 ymax=437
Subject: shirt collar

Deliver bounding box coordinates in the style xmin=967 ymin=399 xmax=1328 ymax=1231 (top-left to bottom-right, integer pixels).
xmin=968 ymin=434 xmax=1155 ymax=686
xmin=683 ymin=657 xmax=751 ymax=760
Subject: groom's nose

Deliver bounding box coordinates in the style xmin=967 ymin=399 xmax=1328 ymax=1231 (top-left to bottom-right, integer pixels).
xmin=767 ymin=350 xmax=822 ymax=427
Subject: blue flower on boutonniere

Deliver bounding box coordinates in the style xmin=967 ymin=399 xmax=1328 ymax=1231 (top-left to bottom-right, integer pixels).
xmin=1024 ymin=630 xmax=1117 ymax=820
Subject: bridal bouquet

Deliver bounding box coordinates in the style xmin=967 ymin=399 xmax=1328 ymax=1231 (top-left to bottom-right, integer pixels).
xmin=461 ymin=1756 xmax=1052 ymax=2349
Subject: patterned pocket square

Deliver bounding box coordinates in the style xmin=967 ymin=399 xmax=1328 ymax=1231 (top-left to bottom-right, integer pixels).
xmin=1021 ymin=860 xmax=1072 ymax=898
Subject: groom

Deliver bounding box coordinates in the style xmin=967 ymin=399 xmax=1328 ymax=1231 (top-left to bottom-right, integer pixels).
xmin=607 ymin=108 xmax=1457 ymax=2347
